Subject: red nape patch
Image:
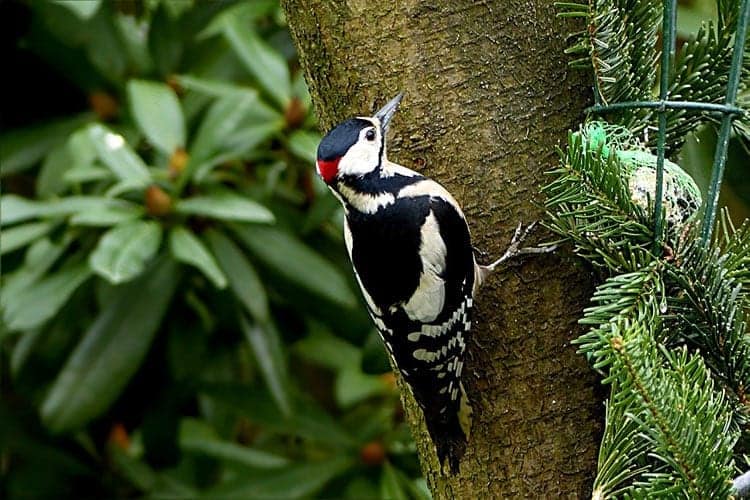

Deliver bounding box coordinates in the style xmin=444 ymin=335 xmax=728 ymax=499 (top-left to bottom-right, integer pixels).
xmin=316 ymin=158 xmax=340 ymax=184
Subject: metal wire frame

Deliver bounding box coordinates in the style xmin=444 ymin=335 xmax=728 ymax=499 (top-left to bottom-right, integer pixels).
xmin=587 ymin=0 xmax=750 ymax=250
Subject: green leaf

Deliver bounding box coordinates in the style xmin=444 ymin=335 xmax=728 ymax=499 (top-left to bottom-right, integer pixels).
xmin=203 ymin=383 xmax=355 ymax=447
xmin=287 ymin=130 xmax=321 ymax=164
xmin=37 ymin=143 xmax=72 ymax=197
xmin=110 ymin=447 xmax=197 ymax=497
xmin=85 ymin=8 xmax=127 ymax=81
xmin=174 ymin=75 xmax=258 ymax=99
xmin=0 ymin=114 xmax=92 ymax=176
xmin=362 ymin=329 xmax=392 ymax=374
xmin=63 ymin=165 xmax=113 ymax=184
xmin=197 ymin=1 xmax=277 ymax=40
xmin=53 ymin=0 xmax=101 ymax=19
xmin=206 ymin=229 xmax=269 ymax=322
xmin=232 ymin=225 xmax=356 ymax=307
xmin=87 ymin=124 xmax=150 ymax=184
xmin=184 ymin=93 xmax=282 ymax=184
xmin=207 ymin=456 xmax=353 ymax=499
xmin=41 ymin=257 xmax=179 ymax=433
xmin=179 ymin=419 xmax=289 ymax=469
xmin=239 ymin=315 xmax=291 ymax=417
xmin=223 ymin=17 xmax=291 ymax=108
xmin=192 ymin=122 xmax=282 ymax=182
xmin=175 ymin=191 xmax=274 ymax=223
xmin=40 ymin=127 xmax=101 ymax=194
xmin=3 ymin=263 xmax=91 ymax=332
xmin=188 ymin=94 xmax=256 ymax=166
xmin=149 ymin=3 xmax=183 ymax=76
xmin=1 ymin=237 xmax=71 ymax=311
xmin=335 ymin=367 xmax=389 ymax=409
xmin=0 ymin=222 xmax=56 ymax=256
xmin=160 ymin=0 xmax=194 ymax=18
xmin=69 ymin=205 xmax=143 ymax=227
xmin=105 ymin=179 xmax=150 ymax=198
xmin=380 ymin=462 xmax=410 ymax=500
xmin=409 ymin=478 xmax=432 ymax=500
xmin=0 ymin=194 xmax=138 ymax=226
xmin=293 ymin=325 xmax=361 ymax=372
xmin=114 ymin=15 xmax=152 ymax=76
xmin=168 ymin=226 xmax=227 ymax=288
xmin=89 ymin=221 xmax=163 ymax=284
xmin=182 ymin=438 xmax=290 ymax=469
xmin=127 ymin=80 xmax=185 ymax=155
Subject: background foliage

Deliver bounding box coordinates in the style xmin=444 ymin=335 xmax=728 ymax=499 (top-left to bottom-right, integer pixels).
xmin=0 ymin=1 xmax=428 ymax=498
xmin=1 ymin=0 xmax=749 ymax=499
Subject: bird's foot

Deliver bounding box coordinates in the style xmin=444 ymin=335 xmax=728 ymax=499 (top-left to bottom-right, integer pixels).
xmin=484 ymin=221 xmax=557 ymax=272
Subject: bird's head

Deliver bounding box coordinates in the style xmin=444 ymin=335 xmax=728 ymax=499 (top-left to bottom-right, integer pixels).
xmin=316 ymin=93 xmax=403 ymax=184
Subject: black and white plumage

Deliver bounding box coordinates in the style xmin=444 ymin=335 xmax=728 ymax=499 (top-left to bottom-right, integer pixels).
xmin=316 ymin=94 xmax=546 ymax=473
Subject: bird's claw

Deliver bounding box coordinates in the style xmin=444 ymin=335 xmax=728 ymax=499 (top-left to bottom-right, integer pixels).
xmin=486 ymin=221 xmax=556 ymax=271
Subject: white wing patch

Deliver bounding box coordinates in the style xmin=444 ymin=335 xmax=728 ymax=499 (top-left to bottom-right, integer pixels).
xmin=381 ymin=160 xmax=421 ymax=178
xmin=402 ymin=211 xmax=446 ymax=322
xmin=397 ymin=179 xmax=465 ymax=219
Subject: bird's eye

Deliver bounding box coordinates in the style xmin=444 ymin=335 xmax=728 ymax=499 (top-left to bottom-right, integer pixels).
xmin=365 ymin=129 xmax=376 ymax=141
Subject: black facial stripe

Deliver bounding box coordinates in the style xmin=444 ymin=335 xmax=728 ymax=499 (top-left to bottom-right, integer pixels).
xmin=378 ymin=126 xmax=385 ymax=166
xmin=317 ymin=118 xmax=372 ymax=161
xmin=338 ymin=169 xmax=424 ymax=195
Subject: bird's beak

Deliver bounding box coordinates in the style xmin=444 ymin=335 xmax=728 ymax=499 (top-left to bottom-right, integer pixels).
xmin=374 ymin=93 xmax=403 ymax=136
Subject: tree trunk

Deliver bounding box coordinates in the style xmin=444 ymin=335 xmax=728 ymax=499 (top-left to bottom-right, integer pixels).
xmin=282 ymin=1 xmax=601 ymax=496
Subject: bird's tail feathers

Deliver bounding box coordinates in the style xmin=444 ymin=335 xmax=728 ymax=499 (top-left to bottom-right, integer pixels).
xmin=424 ymin=383 xmax=472 ymax=474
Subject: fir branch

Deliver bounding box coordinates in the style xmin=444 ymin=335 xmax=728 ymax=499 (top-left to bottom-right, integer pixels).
xmin=543 ymin=132 xmax=657 ymax=274
xmin=611 ymin=329 xmax=737 ymax=497
xmin=637 ymin=19 xmax=740 ymax=153
xmin=591 ymin=383 xmax=650 ymax=499
xmin=716 ymin=210 xmax=750 ymax=306
xmin=576 ymin=268 xmax=663 ymax=496
xmin=666 ymin=221 xmax=750 ymax=411
xmin=575 ymin=264 xmax=664 ymax=368
xmin=572 ymin=262 xmax=740 ymax=496
xmin=558 ymin=0 xmax=749 ymax=153
xmin=557 ymin=0 xmax=661 ymax=106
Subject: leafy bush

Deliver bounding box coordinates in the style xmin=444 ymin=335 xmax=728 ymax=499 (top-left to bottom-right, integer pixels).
xmin=0 ymin=1 xmax=428 ymax=498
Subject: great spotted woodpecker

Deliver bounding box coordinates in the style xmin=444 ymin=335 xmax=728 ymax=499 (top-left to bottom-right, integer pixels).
xmin=316 ymin=94 xmax=551 ymax=473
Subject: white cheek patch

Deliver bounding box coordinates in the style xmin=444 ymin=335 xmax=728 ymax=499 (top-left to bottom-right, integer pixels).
xmin=337 ymin=129 xmax=380 ymax=177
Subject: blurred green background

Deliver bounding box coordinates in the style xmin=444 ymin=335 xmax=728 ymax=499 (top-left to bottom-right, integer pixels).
xmin=0 ymin=1 xmax=747 ymax=499
xmin=0 ymin=1 xmax=426 ymax=498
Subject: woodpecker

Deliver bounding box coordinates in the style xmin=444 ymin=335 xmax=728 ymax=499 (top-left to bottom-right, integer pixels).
xmin=316 ymin=94 xmax=550 ymax=473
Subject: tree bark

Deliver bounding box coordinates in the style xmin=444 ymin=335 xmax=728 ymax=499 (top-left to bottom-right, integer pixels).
xmin=282 ymin=1 xmax=601 ymax=497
